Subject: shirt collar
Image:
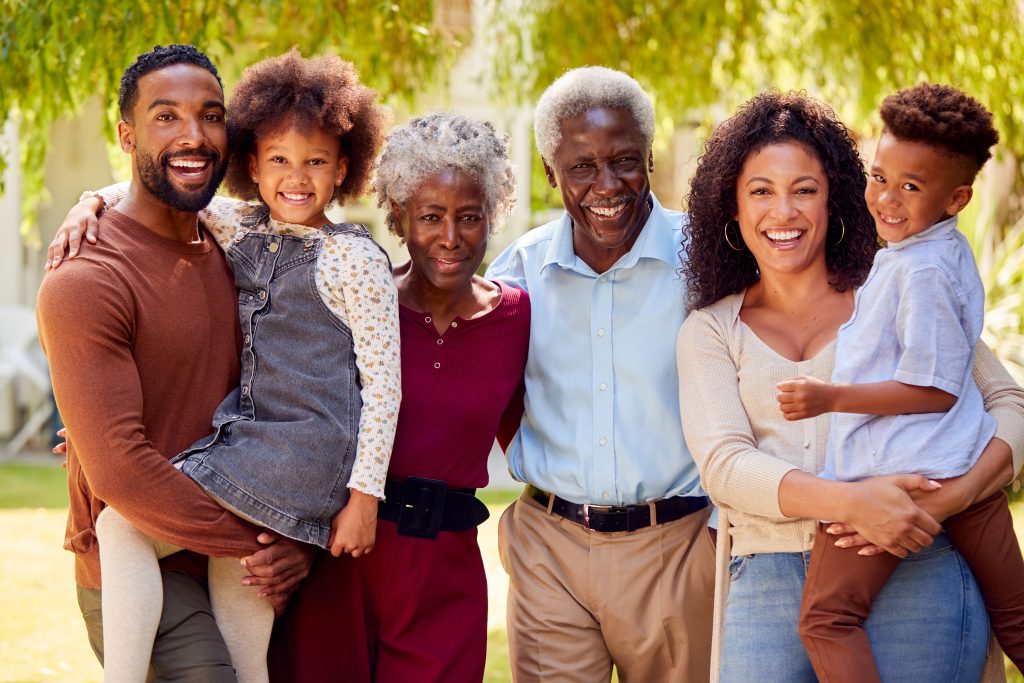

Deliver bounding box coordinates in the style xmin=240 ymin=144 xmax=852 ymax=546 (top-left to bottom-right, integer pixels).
xmin=887 ymin=215 xmax=958 ymax=251
xmin=541 ymin=194 xmax=679 ymax=274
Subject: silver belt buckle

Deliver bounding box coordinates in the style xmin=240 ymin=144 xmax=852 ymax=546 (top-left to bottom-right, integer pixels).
xmin=582 ymin=503 xmax=613 ymax=526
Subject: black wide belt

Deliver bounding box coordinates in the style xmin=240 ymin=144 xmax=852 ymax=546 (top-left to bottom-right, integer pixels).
xmin=526 ymin=484 xmax=709 ymax=533
xmin=378 ymin=476 xmax=490 ymax=540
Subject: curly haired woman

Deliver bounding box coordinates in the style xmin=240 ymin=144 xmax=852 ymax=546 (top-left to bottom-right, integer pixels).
xmin=677 ymin=91 xmax=1024 ymax=682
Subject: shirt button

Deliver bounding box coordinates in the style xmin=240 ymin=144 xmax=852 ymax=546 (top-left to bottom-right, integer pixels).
xmin=241 ymin=385 xmax=250 ymax=396
xmin=257 ymin=289 xmax=267 ymax=300
xmin=433 ymin=362 xmax=441 ymax=369
xmin=268 ymin=242 xmax=279 ymax=253
xmin=599 ymin=276 xmax=607 ymax=283
xmin=244 ymin=334 xmax=252 ymax=345
xmin=425 ymin=316 xmax=432 ymax=323
xmin=597 ymin=328 xmax=606 ymax=337
xmin=436 ymin=339 xmax=444 ymax=345
xmin=602 ymin=491 xmax=610 ymax=499
xmin=599 ymin=383 xmax=607 ymax=391
xmin=803 ymin=441 xmax=810 ymax=449
xmin=450 ymin=321 xmax=458 ymax=328
xmin=599 ymin=437 xmax=607 ymax=446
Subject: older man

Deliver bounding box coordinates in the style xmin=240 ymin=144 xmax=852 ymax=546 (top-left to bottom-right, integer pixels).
xmin=39 ymin=45 xmax=311 ymax=681
xmin=487 ymin=67 xmax=714 ymax=681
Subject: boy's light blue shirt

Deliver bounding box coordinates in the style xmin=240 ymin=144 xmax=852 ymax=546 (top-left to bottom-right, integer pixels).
xmin=826 ymin=215 xmax=995 ymax=481
xmin=486 ymin=195 xmax=702 ymax=505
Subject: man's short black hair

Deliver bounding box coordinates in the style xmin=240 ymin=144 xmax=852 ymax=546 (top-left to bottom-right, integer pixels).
xmin=118 ymin=44 xmax=222 ymax=121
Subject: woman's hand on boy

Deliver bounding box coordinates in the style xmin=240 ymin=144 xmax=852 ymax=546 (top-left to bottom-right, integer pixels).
xmin=327 ymin=489 xmax=378 ymax=558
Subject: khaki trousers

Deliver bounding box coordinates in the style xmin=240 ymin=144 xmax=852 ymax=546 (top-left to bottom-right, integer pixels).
xmin=498 ymin=491 xmax=715 ymax=682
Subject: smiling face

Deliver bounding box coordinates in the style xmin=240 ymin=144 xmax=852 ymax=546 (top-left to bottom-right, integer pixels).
xmin=123 ymin=63 xmax=229 ymax=212
xmin=249 ymin=124 xmax=348 ymax=227
xmin=543 ymin=107 xmax=653 ymax=272
xmin=735 ymin=142 xmax=831 ymax=279
xmin=395 ymin=168 xmax=490 ymax=295
xmin=865 ymin=132 xmax=973 ymax=244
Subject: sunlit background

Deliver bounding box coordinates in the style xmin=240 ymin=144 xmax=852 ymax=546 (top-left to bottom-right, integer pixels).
xmin=2 ymin=1 xmax=1024 ymax=680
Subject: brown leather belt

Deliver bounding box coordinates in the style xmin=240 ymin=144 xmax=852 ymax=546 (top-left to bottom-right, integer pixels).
xmin=526 ymin=484 xmax=709 ymax=533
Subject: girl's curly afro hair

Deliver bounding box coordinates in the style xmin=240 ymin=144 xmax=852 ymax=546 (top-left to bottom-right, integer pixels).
xmin=224 ymin=49 xmax=387 ymax=206
xmin=683 ymin=91 xmax=877 ymax=311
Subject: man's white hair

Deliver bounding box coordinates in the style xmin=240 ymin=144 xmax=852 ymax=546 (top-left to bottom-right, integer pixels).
xmin=374 ymin=112 xmax=517 ymax=234
xmin=534 ymin=66 xmax=655 ymax=160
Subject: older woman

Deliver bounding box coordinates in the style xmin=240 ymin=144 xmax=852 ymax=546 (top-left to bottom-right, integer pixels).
xmin=272 ymin=112 xmax=528 ymax=683
xmin=677 ymin=92 xmax=1024 ymax=681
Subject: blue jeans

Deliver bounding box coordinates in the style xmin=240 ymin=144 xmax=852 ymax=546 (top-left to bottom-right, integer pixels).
xmin=720 ymin=534 xmax=989 ymax=682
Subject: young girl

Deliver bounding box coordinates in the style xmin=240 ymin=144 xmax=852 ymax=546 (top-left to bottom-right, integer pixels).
xmin=778 ymin=84 xmax=1024 ymax=681
xmin=64 ymin=50 xmax=399 ymax=683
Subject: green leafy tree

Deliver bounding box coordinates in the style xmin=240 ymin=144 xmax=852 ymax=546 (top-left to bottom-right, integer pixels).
xmin=0 ymin=0 xmax=463 ymax=237
xmin=487 ymin=0 xmax=1024 ymax=152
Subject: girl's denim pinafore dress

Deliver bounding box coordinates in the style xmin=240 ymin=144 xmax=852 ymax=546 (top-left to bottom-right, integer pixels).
xmin=175 ymin=211 xmax=381 ymax=548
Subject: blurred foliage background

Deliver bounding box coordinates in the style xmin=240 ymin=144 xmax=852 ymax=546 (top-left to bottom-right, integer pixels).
xmin=1 ymin=0 xmax=1023 ymax=378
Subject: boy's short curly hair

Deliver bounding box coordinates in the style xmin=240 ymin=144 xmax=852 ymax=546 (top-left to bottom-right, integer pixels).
xmin=880 ymin=84 xmax=999 ymax=181
xmin=224 ymin=49 xmax=387 ymax=206
xmin=119 ymin=44 xmax=222 ymax=122
xmin=374 ymin=112 xmax=517 ymax=235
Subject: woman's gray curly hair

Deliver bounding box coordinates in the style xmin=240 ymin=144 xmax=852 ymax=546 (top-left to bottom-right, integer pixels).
xmin=375 ymin=112 xmax=517 ymax=234
xmin=534 ymin=66 xmax=655 ymax=161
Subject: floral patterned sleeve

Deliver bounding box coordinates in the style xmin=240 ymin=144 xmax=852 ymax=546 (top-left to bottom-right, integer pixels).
xmin=94 ymin=183 xmax=251 ymax=249
xmin=316 ymin=232 xmax=401 ymax=499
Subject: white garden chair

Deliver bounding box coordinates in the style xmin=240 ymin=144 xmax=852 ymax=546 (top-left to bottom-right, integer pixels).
xmin=0 ymin=304 xmax=53 ymax=454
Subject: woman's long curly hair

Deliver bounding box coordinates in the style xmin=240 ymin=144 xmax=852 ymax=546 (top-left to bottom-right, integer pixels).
xmin=683 ymin=91 xmax=877 ymax=311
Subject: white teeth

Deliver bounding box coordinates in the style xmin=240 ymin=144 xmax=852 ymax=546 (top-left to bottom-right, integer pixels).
xmin=169 ymin=159 xmax=206 ymax=168
xmin=765 ymin=229 xmax=802 ymax=241
xmin=282 ymin=192 xmax=309 ymax=201
xmin=879 ymin=214 xmax=904 ymax=225
xmin=588 ymin=205 xmax=625 ymax=217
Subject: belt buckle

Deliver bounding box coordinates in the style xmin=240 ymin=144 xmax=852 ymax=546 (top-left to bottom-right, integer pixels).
xmin=582 ymin=503 xmax=617 ymax=528
xmin=397 ymin=476 xmax=448 ymax=539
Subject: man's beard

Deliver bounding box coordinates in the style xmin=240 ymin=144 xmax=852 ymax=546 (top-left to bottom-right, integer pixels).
xmin=136 ymin=148 xmax=228 ymax=213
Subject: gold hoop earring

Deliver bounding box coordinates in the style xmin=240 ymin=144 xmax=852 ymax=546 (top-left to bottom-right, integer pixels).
xmin=723 ymin=220 xmax=745 ymax=251
xmin=831 ymin=217 xmax=845 ymax=246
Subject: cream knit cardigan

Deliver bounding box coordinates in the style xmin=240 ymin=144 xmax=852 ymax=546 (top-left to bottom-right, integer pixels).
xmin=678 ymin=291 xmax=1024 ymax=683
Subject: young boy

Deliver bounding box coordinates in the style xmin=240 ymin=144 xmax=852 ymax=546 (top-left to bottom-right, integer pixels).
xmin=777 ymin=83 xmax=1024 ymax=682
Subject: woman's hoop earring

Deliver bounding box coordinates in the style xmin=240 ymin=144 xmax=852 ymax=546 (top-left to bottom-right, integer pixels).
xmin=831 ymin=217 xmax=846 ymax=246
xmin=723 ymin=220 xmax=745 ymax=251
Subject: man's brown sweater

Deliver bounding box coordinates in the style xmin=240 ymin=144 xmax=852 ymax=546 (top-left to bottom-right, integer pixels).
xmin=37 ymin=209 xmax=262 ymax=589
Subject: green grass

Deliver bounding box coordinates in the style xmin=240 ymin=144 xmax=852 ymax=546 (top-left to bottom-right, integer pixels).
xmin=0 ymin=463 xmax=520 ymax=682
xmin=2 ymin=464 xmax=1018 ymax=682
xmin=0 ymin=462 xmax=69 ymax=509
xmin=479 ymin=485 xmax=522 ymax=509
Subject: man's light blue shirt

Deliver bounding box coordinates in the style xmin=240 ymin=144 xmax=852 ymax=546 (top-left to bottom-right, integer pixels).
xmin=486 ymin=195 xmax=702 ymax=505
xmin=826 ymin=215 xmax=995 ymax=481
